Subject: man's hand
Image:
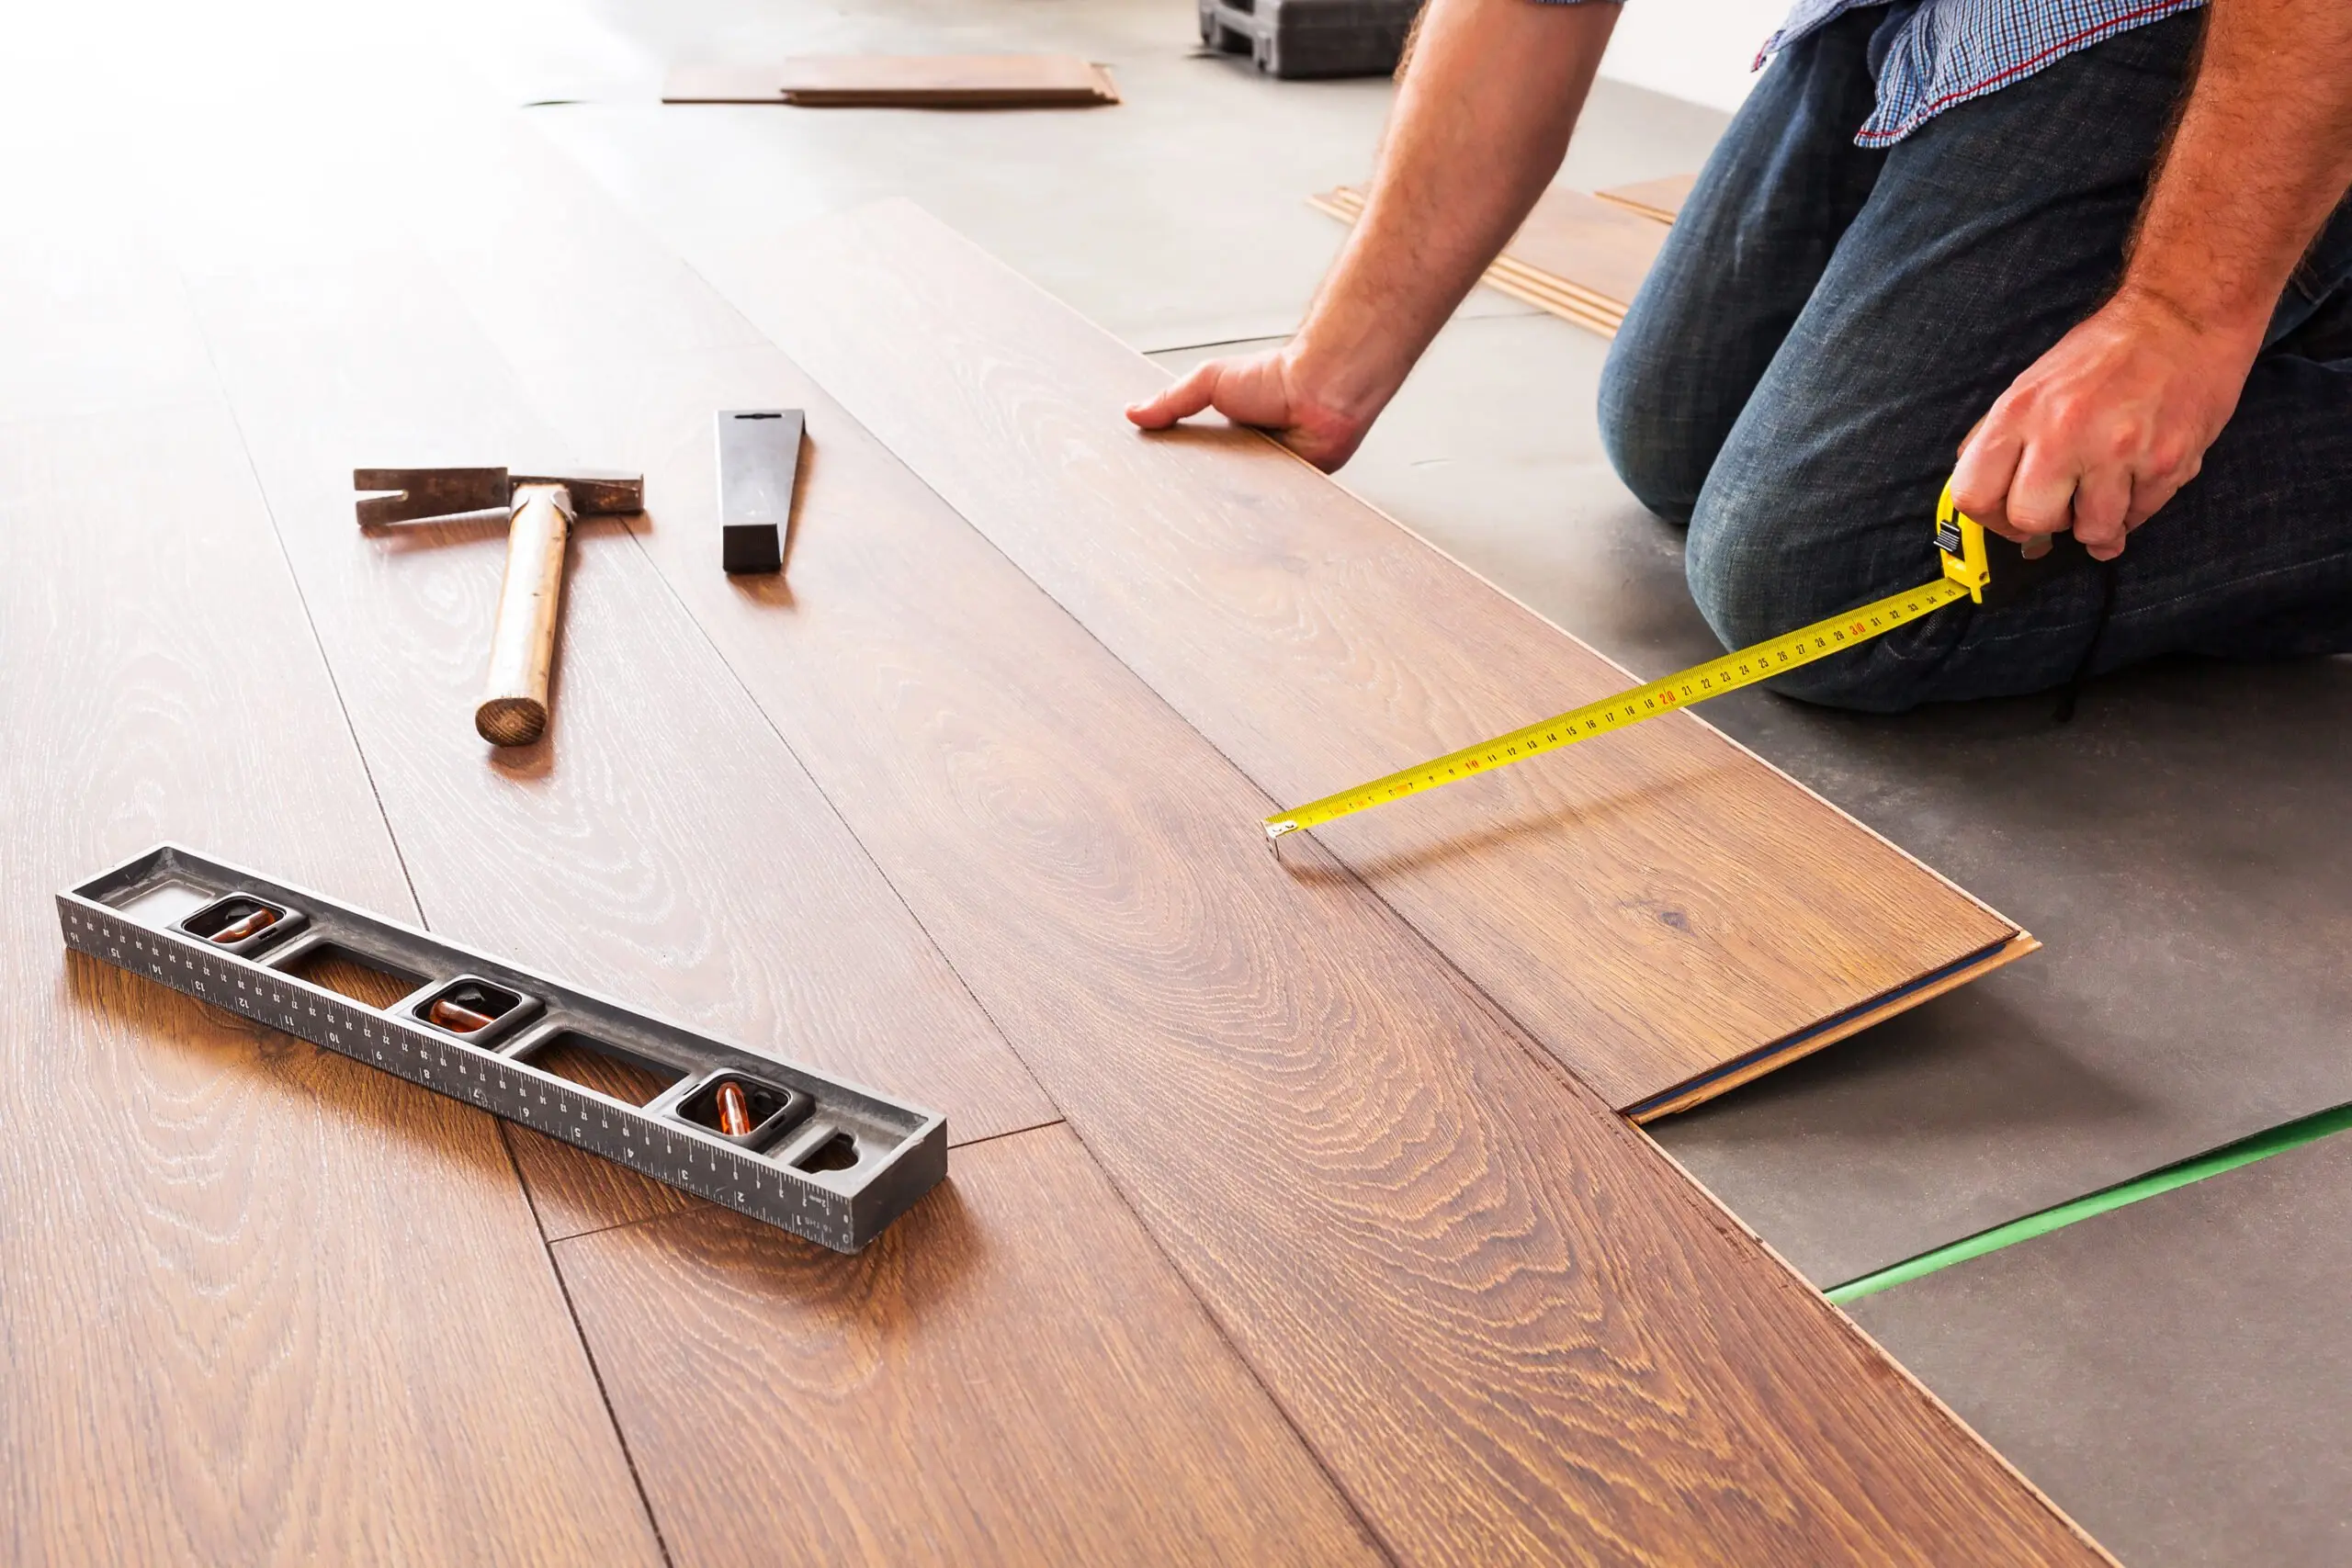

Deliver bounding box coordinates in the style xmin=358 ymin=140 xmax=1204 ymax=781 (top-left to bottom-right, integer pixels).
xmin=1125 ymin=344 xmax=1375 ymax=470
xmin=1951 ymin=288 xmax=2258 ymax=560
xmin=1954 ymin=0 xmax=2352 ymax=561
xmin=1123 ymin=0 xmax=1619 ymax=469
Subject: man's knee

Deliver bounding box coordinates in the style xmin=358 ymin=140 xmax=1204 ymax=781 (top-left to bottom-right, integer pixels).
xmin=1684 ymin=447 xmax=1948 ymax=712
xmin=1598 ymin=329 xmax=1706 ymax=526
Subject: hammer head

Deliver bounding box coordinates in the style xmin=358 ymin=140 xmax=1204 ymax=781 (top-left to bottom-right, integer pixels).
xmin=356 ymin=467 xmax=644 ymax=526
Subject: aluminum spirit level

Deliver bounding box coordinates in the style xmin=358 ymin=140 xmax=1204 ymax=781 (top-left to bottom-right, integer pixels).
xmin=59 ymin=844 xmax=944 ymax=1252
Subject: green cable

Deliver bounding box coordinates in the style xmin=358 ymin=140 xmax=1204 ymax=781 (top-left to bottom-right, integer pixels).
xmin=1825 ymin=1100 xmax=2352 ymax=1306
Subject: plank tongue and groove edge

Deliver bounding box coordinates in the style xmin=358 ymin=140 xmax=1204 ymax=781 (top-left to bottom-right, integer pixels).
xmin=0 ymin=233 xmax=661 ymax=1563
xmin=432 ymin=125 xmax=2109 ymax=1562
xmin=736 ymin=198 xmax=2033 ymax=1116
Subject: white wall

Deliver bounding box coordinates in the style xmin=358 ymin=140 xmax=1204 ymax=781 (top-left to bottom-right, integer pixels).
xmin=1597 ymin=0 xmax=1790 ymax=112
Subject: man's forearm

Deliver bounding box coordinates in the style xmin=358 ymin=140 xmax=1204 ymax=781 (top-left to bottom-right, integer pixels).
xmin=1292 ymin=0 xmax=1621 ymax=422
xmin=1953 ymin=0 xmax=2352 ymax=551
xmin=2120 ymin=0 xmax=2352 ymax=346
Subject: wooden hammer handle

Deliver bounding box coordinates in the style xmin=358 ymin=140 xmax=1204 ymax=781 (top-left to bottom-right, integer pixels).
xmin=475 ymin=483 xmax=572 ymax=747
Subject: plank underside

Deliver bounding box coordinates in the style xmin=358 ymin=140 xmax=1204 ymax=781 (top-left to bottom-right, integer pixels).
xmin=1595 ymin=171 xmax=1699 ymax=224
xmin=743 ymin=197 xmax=2024 ymax=1113
xmin=392 ymin=117 xmax=2107 ymax=1558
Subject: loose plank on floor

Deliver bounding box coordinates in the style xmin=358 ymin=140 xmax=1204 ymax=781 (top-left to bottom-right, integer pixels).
xmin=430 ymin=137 xmax=2106 ymax=1562
xmin=721 ymin=199 xmax=2026 ymax=1115
xmin=557 ymin=1125 xmax=1384 ymax=1565
xmin=0 ymin=236 xmax=659 ymax=1567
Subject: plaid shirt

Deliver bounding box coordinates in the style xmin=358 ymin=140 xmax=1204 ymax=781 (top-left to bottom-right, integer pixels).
xmin=1762 ymin=0 xmax=2206 ymax=143
xmin=1545 ymin=0 xmax=2207 ymax=146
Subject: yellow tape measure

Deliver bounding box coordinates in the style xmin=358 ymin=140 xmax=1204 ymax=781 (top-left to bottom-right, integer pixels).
xmin=1262 ymin=485 xmax=1994 ymax=840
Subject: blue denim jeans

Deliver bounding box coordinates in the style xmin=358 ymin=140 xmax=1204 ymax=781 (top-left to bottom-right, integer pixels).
xmin=1598 ymin=7 xmax=2352 ymax=711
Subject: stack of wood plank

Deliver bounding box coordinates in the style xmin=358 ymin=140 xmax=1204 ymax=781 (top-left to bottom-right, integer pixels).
xmin=1311 ymin=173 xmax=1695 ymax=338
xmin=1593 ymin=171 xmax=1697 ymax=224
xmin=663 ymin=54 xmax=1121 ymax=107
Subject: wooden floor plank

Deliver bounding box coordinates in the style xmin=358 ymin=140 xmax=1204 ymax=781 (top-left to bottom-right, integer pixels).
xmin=178 ymin=248 xmax=1058 ymax=1241
xmin=719 ymin=199 xmax=2028 ymax=1114
xmin=554 ymin=1125 xmax=1385 ymax=1566
xmin=151 ymin=82 xmax=1389 ymax=1562
xmin=0 ymin=239 xmax=662 ymax=1566
xmin=419 ymin=133 xmax=2107 ymax=1562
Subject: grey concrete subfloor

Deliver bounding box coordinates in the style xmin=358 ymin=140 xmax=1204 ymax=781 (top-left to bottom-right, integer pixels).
xmin=466 ymin=0 xmax=1726 ymax=352
xmin=1845 ymin=1133 xmax=2352 ymax=1568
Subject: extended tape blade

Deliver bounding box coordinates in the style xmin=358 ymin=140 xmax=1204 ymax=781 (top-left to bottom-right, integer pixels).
xmin=1263 ymin=574 xmax=1972 ymax=839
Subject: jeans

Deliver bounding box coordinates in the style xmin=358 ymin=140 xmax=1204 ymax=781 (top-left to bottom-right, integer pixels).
xmin=1598 ymin=7 xmax=2352 ymax=711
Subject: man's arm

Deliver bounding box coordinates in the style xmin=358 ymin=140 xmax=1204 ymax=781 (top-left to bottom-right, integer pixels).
xmin=1951 ymin=0 xmax=2352 ymax=558
xmin=1125 ymin=0 xmax=1621 ymax=469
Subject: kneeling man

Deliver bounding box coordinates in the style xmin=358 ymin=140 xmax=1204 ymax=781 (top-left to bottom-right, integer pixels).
xmin=1131 ymin=0 xmax=2352 ymax=709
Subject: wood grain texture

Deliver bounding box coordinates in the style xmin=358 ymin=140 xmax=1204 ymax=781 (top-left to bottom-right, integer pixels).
xmin=155 ymin=85 xmax=1393 ymax=1566
xmin=0 ymin=244 xmax=659 ymax=1564
xmin=179 ymin=246 xmax=1057 ymax=1241
xmin=554 ymin=1125 xmax=1383 ymax=1566
xmin=404 ymin=144 xmax=2106 ymax=1558
xmin=724 ymin=199 xmax=2026 ymax=1113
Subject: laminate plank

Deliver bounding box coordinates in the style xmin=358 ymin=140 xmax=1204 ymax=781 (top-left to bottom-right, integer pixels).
xmin=1594 ymin=172 xmax=1695 ymax=224
xmin=0 ymin=247 xmax=660 ymax=1564
xmin=1313 ymin=184 xmax=1664 ymax=313
xmin=1500 ymin=187 xmax=1669 ymax=306
xmin=414 ymin=148 xmax=2106 ymax=1558
xmin=179 ymin=248 xmax=1057 ymax=1240
xmin=712 ymin=198 xmax=2029 ymax=1113
xmin=1207 ymin=301 xmax=2352 ymax=1283
xmin=665 ymin=55 xmax=1120 ymax=107
xmin=141 ymin=56 xmax=1392 ymax=1563
xmin=554 ymin=1125 xmax=1385 ymax=1566
xmin=1309 ymin=187 xmax=1626 ymax=337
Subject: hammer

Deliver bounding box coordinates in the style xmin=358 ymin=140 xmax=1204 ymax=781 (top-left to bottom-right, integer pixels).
xmin=356 ymin=466 xmax=644 ymax=747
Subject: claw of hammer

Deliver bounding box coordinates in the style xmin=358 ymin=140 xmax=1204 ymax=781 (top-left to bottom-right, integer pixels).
xmin=354 ymin=467 xmax=643 ymax=526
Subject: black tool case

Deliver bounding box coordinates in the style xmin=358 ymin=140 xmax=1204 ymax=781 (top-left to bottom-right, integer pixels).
xmin=1198 ymin=0 xmax=1424 ymax=79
